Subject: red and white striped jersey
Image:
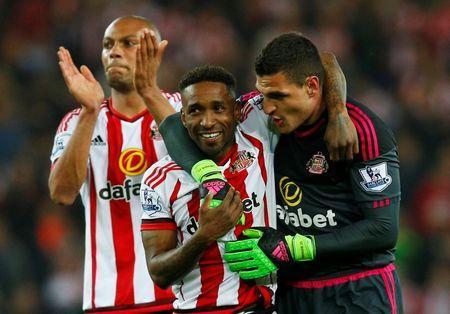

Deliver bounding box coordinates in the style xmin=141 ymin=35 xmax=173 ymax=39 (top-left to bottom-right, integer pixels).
xmin=140 ymin=93 xmax=279 ymax=311
xmin=50 ymin=94 xmax=182 ymax=311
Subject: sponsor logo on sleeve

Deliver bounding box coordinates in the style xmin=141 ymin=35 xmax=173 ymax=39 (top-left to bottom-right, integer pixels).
xmin=359 ymin=162 xmax=392 ymax=192
xmin=51 ymin=134 xmax=70 ymax=158
xmin=141 ymin=188 xmax=163 ymax=215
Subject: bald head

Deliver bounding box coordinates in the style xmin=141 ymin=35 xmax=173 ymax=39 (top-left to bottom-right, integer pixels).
xmin=106 ymin=15 xmax=161 ymax=42
xmin=101 ymin=15 xmax=161 ymax=93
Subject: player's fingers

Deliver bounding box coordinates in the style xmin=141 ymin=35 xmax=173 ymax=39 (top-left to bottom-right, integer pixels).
xmin=339 ymin=146 xmax=347 ymax=161
xmin=156 ymin=40 xmax=168 ymax=62
xmin=140 ymin=34 xmax=148 ymax=67
xmin=239 ymin=268 xmax=270 ymax=280
xmin=221 ymin=186 xmax=236 ymax=206
xmin=62 ymin=48 xmax=79 ymax=75
xmin=80 ymin=65 xmax=96 ymax=83
xmin=136 ymin=45 xmax=143 ymax=79
xmin=149 ymin=30 xmax=158 ymax=57
xmin=328 ymin=145 xmax=338 ymax=161
xmin=58 ymin=61 xmax=71 ymax=86
xmin=145 ymin=31 xmax=154 ymax=58
xmin=225 ymin=239 xmax=255 ymax=252
xmin=353 ymin=139 xmax=359 ymax=155
xmin=227 ymin=259 xmax=257 ymax=272
xmin=202 ymin=193 xmax=213 ymax=209
xmin=345 ymin=144 xmax=354 ymax=160
xmin=223 ymin=251 xmax=254 ymax=263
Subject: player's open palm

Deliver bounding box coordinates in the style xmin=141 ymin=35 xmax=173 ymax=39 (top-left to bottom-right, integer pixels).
xmin=198 ymin=188 xmax=242 ymax=243
xmin=58 ymin=47 xmax=104 ymax=111
xmin=135 ymin=31 xmax=168 ymax=97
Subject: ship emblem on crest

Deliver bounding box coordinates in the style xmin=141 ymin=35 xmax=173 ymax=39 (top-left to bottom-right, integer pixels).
xmin=230 ymin=150 xmax=256 ymax=173
xmin=306 ymin=152 xmax=329 ymax=174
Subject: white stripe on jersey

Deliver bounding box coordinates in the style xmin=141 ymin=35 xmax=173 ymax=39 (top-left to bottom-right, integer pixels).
xmin=51 ymin=95 xmax=181 ymax=311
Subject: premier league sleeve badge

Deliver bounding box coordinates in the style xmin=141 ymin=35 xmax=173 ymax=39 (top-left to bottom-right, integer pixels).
xmin=359 ymin=162 xmax=392 ymax=192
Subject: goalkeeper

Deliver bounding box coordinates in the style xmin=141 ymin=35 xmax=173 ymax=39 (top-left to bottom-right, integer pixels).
xmin=158 ymin=33 xmax=403 ymax=313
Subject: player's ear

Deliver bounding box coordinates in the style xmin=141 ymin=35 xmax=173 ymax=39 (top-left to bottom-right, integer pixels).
xmin=305 ymin=76 xmax=320 ymax=97
xmin=233 ymin=100 xmax=241 ymax=122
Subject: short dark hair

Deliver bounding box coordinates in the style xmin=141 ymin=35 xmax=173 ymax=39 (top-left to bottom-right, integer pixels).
xmin=255 ymin=32 xmax=324 ymax=86
xmin=178 ymin=65 xmax=236 ymax=98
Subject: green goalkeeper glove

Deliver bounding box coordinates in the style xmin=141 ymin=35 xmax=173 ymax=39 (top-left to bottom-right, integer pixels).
xmin=224 ymin=227 xmax=316 ymax=280
xmin=192 ymin=159 xmax=245 ymax=225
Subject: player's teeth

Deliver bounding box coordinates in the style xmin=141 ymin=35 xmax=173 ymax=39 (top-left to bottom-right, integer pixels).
xmin=201 ymin=133 xmax=220 ymax=138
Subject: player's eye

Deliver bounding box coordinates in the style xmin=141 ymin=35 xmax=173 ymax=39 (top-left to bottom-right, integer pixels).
xmin=124 ymin=40 xmax=138 ymax=47
xmin=214 ymin=104 xmax=225 ymax=112
xmin=103 ymin=41 xmax=113 ymax=49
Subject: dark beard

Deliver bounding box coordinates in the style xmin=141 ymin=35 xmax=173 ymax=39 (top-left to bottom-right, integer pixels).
xmin=107 ymin=77 xmax=133 ymax=93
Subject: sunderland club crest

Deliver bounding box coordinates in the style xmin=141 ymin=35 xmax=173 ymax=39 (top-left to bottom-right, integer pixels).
xmin=306 ymin=152 xmax=329 ymax=174
xmin=359 ymin=162 xmax=392 ymax=192
xmin=230 ymin=150 xmax=256 ymax=174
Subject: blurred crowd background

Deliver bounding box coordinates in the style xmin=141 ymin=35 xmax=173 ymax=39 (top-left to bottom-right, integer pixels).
xmin=0 ymin=0 xmax=448 ymax=313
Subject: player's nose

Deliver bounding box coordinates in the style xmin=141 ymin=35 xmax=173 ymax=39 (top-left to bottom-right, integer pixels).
xmin=200 ymin=111 xmax=215 ymax=128
xmin=262 ymin=99 xmax=276 ymax=115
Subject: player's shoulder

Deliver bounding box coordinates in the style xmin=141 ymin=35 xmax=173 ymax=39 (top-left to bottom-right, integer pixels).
xmin=237 ymin=91 xmax=263 ymax=109
xmin=141 ymin=155 xmax=188 ymax=189
xmin=161 ymin=90 xmax=182 ymax=103
xmin=346 ymin=98 xmax=397 ymax=158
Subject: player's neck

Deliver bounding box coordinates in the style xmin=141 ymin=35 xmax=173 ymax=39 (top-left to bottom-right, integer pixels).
xmin=304 ymin=97 xmax=325 ymax=126
xmin=111 ymin=89 xmax=147 ymax=118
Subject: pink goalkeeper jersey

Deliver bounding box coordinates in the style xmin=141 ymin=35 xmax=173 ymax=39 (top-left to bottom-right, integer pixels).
xmin=140 ymin=93 xmax=279 ymax=312
xmin=50 ymin=94 xmax=181 ymax=311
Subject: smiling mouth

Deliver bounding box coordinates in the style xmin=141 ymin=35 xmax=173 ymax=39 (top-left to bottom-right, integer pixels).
xmin=199 ymin=132 xmax=222 ymax=141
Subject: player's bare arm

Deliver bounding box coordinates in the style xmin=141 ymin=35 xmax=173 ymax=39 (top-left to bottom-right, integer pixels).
xmin=49 ymin=47 xmax=104 ymax=205
xmin=142 ymin=188 xmax=242 ymax=288
xmin=320 ymin=52 xmax=359 ymax=161
xmin=135 ymin=31 xmax=175 ymax=125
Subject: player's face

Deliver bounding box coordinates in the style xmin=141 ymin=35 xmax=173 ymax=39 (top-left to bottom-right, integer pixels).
xmin=102 ymin=18 xmax=151 ymax=93
xmin=181 ymin=81 xmax=240 ymax=162
xmin=256 ymin=72 xmax=322 ymax=134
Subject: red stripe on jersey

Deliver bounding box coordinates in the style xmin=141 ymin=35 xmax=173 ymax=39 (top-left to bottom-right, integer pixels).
xmin=238 ymin=90 xmax=261 ymax=104
xmin=184 ymin=191 xmax=225 ymax=309
xmin=240 ymin=102 xmax=254 ymax=122
xmin=222 ymin=143 xmax=251 ymax=235
xmin=141 ymin=114 xmax=158 ymax=172
xmin=108 ymin=99 xmax=147 ymax=122
xmin=169 ymin=180 xmax=182 ymax=217
xmin=57 ymin=108 xmax=81 ymax=133
xmin=349 ymin=111 xmax=369 ymax=161
xmin=141 ymin=221 xmax=177 ymax=231
xmin=151 ymin=165 xmax=183 ymax=189
xmin=89 ymin=165 xmax=98 ymax=309
xmin=106 ymin=111 xmax=135 ymax=306
xmin=241 ymin=132 xmax=269 ymax=226
xmin=294 ymin=119 xmax=325 ymax=137
xmin=145 ymin=162 xmax=181 ymax=187
xmin=348 ymin=104 xmax=379 ymax=160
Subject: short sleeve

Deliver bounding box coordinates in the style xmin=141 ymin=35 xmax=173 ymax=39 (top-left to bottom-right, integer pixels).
xmin=238 ymin=91 xmax=279 ymax=152
xmin=50 ymin=109 xmax=81 ymax=164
